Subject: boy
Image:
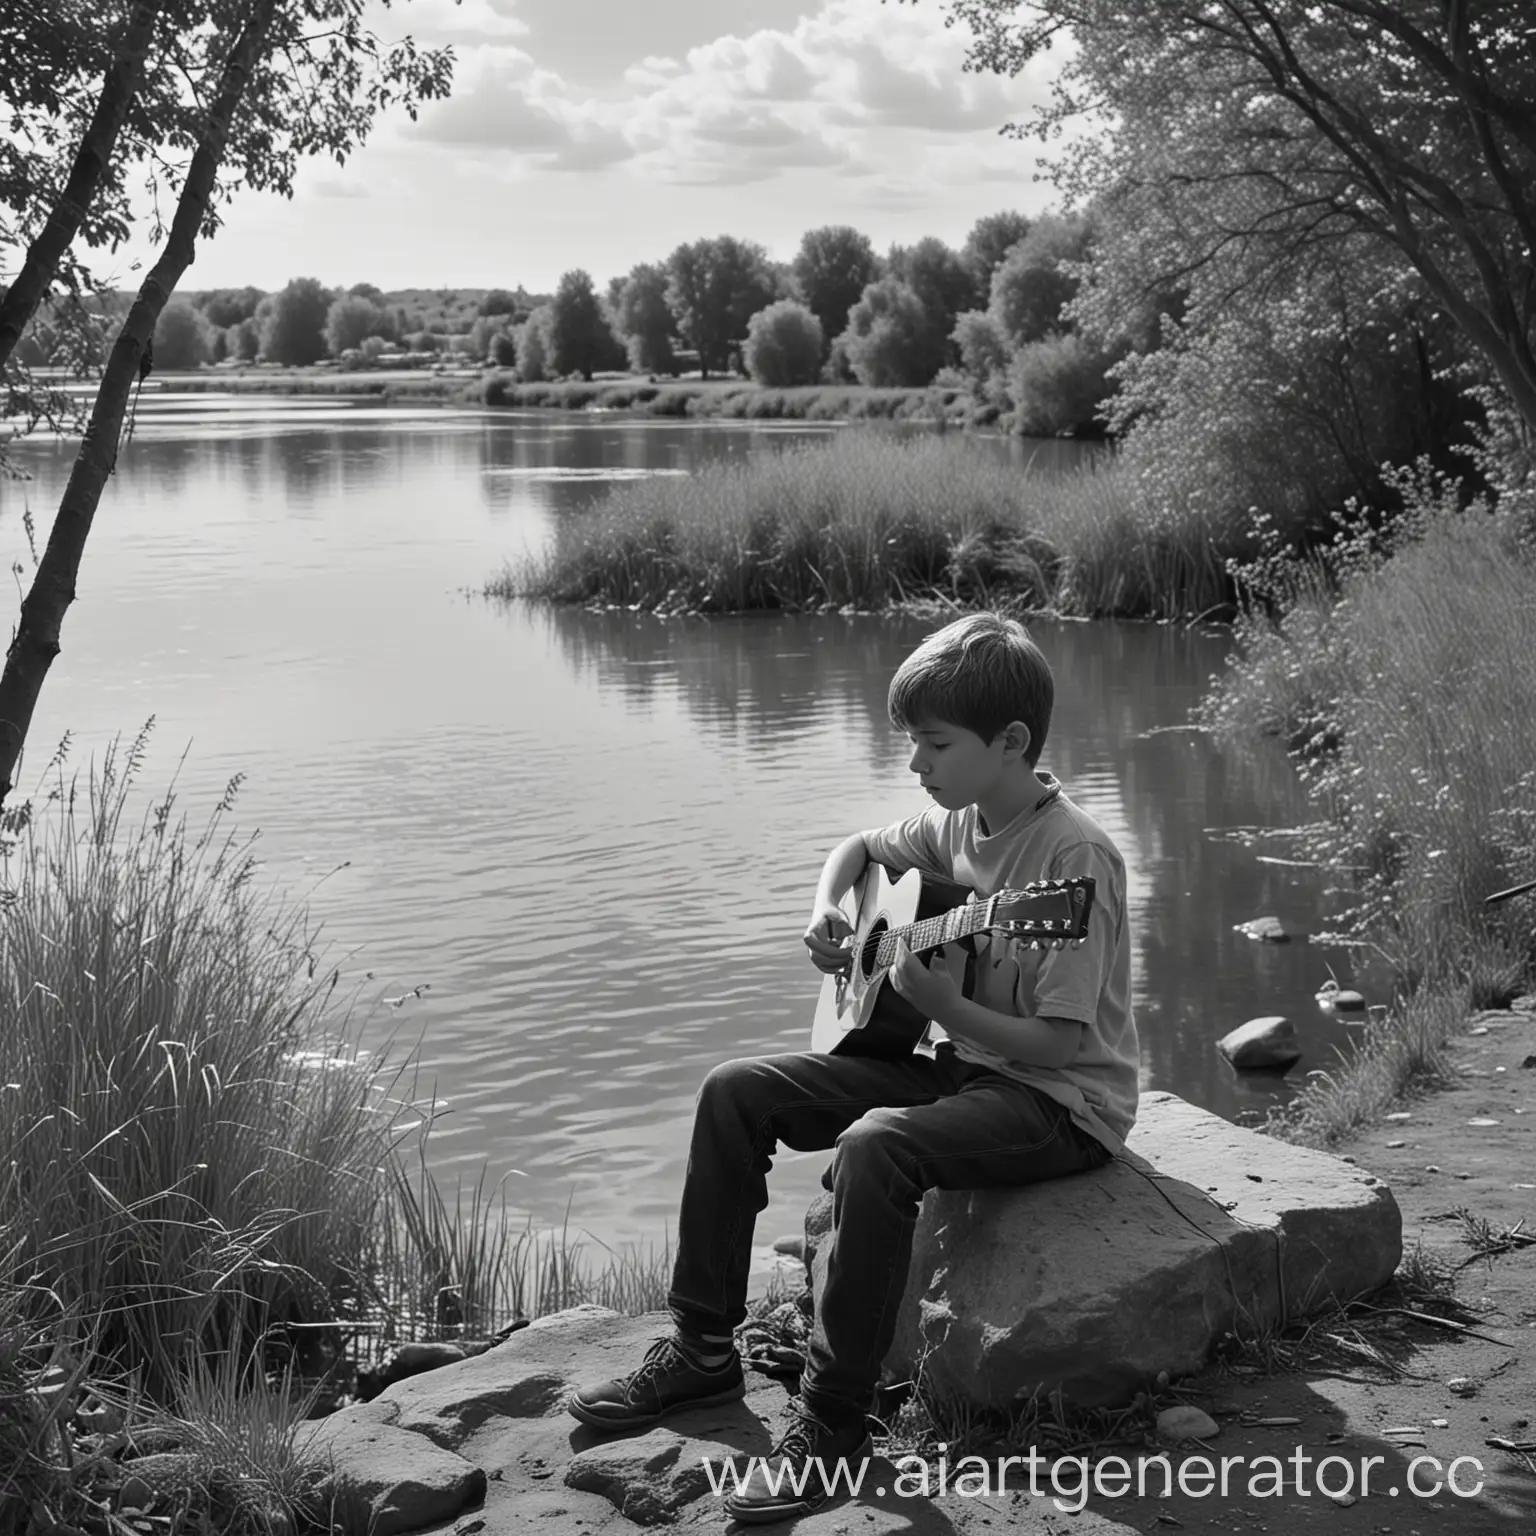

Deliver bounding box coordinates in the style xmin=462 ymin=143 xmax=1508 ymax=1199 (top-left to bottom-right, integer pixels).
xmin=569 ymin=612 xmax=1138 ymax=1524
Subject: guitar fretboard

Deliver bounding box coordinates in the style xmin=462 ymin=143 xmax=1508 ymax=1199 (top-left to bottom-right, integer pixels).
xmin=861 ymin=902 xmax=989 ymax=972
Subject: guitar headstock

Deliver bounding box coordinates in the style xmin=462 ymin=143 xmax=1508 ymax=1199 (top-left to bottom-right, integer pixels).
xmin=984 ymin=876 xmax=1095 ymax=950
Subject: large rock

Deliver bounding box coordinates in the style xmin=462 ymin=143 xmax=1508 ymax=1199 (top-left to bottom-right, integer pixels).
xmin=297 ymin=1398 xmax=487 ymax=1536
xmin=808 ymin=1092 xmax=1400 ymax=1411
xmin=296 ymin=1306 xmax=786 ymax=1536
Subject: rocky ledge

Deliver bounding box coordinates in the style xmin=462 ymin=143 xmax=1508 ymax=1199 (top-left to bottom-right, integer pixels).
xmin=298 ymin=1091 xmax=1402 ymax=1534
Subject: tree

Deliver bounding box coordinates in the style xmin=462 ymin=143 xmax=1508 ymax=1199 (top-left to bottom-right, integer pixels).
xmin=743 ymin=301 xmax=825 ymax=387
xmin=151 ymin=298 xmax=212 ymax=369
xmin=0 ymin=2 xmax=453 ymax=805
xmin=951 ymin=308 xmax=1011 ymax=381
xmin=930 ymin=0 xmax=1536 ymax=434
xmin=664 ymin=236 xmax=778 ymax=377
xmin=515 ymin=305 xmax=552 ymax=382
xmin=546 ymin=268 xmax=623 ymax=380
xmin=229 ymin=316 xmax=261 ymax=362
xmin=197 ymin=285 xmax=265 ymax=328
xmin=791 ymin=226 xmax=882 ymax=360
xmin=987 ymin=212 xmax=1094 ymax=350
xmin=478 ymin=288 xmax=519 ymax=318
xmin=837 ymin=277 xmax=948 ymax=387
xmin=261 ymin=277 xmax=332 ymax=365
xmin=611 ymin=262 xmax=677 ymax=375
xmin=961 ymin=210 xmax=1032 ymax=295
xmin=887 ymin=236 xmax=977 ymax=361
xmin=325 ymin=293 xmax=393 ymax=356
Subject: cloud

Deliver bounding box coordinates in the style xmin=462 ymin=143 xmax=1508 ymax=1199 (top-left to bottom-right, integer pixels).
xmin=405 ymin=0 xmax=1044 ymax=187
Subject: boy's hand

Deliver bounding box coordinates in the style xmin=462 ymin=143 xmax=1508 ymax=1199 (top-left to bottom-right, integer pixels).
xmin=804 ymin=901 xmax=854 ymax=974
xmin=888 ymin=937 xmax=961 ymax=1024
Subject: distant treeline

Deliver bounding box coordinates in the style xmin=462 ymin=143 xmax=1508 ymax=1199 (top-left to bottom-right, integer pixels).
xmin=16 ymin=212 xmax=1117 ymax=438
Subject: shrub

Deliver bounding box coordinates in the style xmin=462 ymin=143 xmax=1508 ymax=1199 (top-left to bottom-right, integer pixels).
xmin=1007 ymin=332 xmax=1117 ymax=437
xmin=152 ymin=300 xmax=212 ymax=369
xmin=837 ymin=277 xmax=946 ymax=388
xmin=743 ymin=300 xmax=825 ymax=387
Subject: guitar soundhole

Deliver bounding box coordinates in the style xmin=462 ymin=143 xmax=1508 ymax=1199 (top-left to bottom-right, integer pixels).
xmin=858 ymin=919 xmax=888 ymax=980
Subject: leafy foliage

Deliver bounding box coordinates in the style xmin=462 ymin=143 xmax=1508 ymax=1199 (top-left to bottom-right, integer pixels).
xmin=610 ymin=262 xmax=678 ymax=375
xmin=546 ymin=268 xmax=625 ymax=380
xmin=664 ymin=236 xmax=778 ymax=377
xmin=150 ymin=296 xmax=211 ymax=368
xmin=743 ymin=299 xmax=825 ymax=387
xmin=791 ymin=225 xmax=882 ymax=361
xmin=937 ymin=0 xmax=1536 ymax=432
xmin=838 ymin=276 xmax=948 ymax=387
xmin=258 ymin=277 xmax=331 ymax=366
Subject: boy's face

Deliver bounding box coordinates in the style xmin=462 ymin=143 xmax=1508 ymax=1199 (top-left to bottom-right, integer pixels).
xmin=903 ymin=715 xmax=1029 ymax=812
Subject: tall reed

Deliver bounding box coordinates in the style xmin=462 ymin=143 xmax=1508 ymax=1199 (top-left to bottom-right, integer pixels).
xmin=0 ymin=726 xmax=404 ymax=1403
xmin=497 ymin=428 xmax=1242 ymax=620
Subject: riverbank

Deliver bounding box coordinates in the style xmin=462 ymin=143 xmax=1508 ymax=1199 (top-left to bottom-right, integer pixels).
xmin=154 ymin=365 xmax=996 ymax=428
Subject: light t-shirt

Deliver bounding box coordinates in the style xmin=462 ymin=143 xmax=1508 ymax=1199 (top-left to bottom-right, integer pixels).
xmin=861 ymin=771 xmax=1139 ymax=1154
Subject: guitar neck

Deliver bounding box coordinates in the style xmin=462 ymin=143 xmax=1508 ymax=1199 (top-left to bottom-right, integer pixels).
xmin=872 ymin=900 xmax=992 ymax=970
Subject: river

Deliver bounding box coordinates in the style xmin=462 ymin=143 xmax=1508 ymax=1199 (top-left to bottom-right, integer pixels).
xmin=0 ymin=394 xmax=1377 ymax=1267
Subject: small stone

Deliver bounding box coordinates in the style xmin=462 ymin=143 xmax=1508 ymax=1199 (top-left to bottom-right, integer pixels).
xmin=1156 ymin=1405 xmax=1220 ymax=1441
xmin=1520 ymin=1055 xmax=1536 ymax=1070
xmin=1235 ymin=915 xmax=1295 ymax=943
xmin=1468 ymin=1118 xmax=1498 ymax=1126
xmin=1218 ymin=1016 xmax=1302 ymax=1070
xmin=1329 ymin=1491 xmax=1358 ymax=1506
xmin=1254 ymin=1416 xmax=1302 ymax=1427
xmin=1425 ymin=1165 xmax=1442 ymax=1173
xmin=1386 ymin=1139 xmax=1406 ymax=1148
xmin=1430 ymin=1417 xmax=1449 ymax=1427
xmin=1446 ymin=1377 xmax=1477 ymax=1397
xmin=1385 ymin=1111 xmax=1413 ymax=1121
xmin=1340 ymin=1155 xmax=1356 ymax=1164
xmin=1471 ymin=1026 xmax=1490 ymax=1036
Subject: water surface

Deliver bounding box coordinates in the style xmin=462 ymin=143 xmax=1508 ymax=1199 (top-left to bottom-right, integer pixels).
xmin=0 ymin=396 xmax=1374 ymax=1258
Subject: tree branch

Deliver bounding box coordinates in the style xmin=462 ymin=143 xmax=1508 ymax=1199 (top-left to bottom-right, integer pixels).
xmin=0 ymin=0 xmax=165 ymax=373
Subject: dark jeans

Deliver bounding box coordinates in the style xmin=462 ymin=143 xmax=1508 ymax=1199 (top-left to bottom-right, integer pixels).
xmin=667 ymin=1043 xmax=1112 ymax=1425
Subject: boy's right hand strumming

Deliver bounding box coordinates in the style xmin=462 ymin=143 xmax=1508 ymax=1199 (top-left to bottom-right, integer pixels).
xmin=803 ymin=901 xmax=854 ymax=974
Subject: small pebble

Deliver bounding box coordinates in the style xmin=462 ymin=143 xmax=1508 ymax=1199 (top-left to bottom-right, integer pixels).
xmin=1425 ymin=1164 xmax=1442 ymax=1173
xmin=1156 ymin=1405 xmax=1220 ymax=1441
xmin=1468 ymin=1117 xmax=1499 ymax=1126
xmin=1430 ymin=1417 xmax=1449 ymax=1427
xmin=1385 ymin=1111 xmax=1412 ymax=1121
xmin=1386 ymin=1138 xmax=1406 ymax=1148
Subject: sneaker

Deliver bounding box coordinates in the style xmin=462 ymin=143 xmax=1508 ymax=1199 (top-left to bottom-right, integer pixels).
xmin=723 ymin=1398 xmax=873 ymax=1524
xmin=568 ymin=1334 xmax=745 ymax=1431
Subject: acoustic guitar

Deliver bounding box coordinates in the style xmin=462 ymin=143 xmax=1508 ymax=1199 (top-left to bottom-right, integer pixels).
xmin=810 ymin=865 xmax=1095 ymax=1059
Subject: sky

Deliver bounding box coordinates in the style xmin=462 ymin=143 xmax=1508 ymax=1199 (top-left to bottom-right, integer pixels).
xmin=108 ymin=0 xmax=1068 ymax=296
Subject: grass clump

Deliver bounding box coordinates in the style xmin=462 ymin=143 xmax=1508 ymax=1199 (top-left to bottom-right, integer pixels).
xmin=494 ymin=427 xmax=1242 ymax=620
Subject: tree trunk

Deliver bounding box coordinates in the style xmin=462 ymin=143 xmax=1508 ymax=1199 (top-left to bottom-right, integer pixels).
xmin=0 ymin=0 xmax=165 ymax=372
xmin=0 ymin=0 xmax=280 ymax=809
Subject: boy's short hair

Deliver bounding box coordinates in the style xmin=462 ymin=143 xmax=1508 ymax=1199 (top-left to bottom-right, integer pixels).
xmin=888 ymin=612 xmax=1054 ymax=767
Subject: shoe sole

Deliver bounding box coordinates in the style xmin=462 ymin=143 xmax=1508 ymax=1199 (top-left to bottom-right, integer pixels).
xmin=567 ymin=1376 xmax=747 ymax=1431
xmin=722 ymin=1434 xmax=873 ymax=1524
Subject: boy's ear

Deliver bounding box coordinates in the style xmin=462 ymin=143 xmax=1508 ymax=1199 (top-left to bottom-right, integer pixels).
xmin=1002 ymin=720 xmax=1032 ymax=760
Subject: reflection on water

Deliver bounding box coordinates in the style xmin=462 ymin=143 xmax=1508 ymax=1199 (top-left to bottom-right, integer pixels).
xmin=0 ymin=400 xmax=1375 ymax=1252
